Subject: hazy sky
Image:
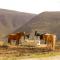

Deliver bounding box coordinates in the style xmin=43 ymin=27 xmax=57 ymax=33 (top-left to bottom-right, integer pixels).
xmin=0 ymin=0 xmax=60 ymax=14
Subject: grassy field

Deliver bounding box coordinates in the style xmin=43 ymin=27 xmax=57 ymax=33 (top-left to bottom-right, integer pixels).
xmin=0 ymin=40 xmax=59 ymax=60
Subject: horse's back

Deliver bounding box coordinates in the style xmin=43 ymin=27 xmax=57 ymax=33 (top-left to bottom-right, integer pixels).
xmin=8 ymin=32 xmax=25 ymax=40
xmin=43 ymin=33 xmax=56 ymax=42
xmin=8 ymin=34 xmax=16 ymax=40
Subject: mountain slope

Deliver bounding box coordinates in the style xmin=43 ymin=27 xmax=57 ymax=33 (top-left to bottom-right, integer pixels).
xmin=17 ymin=11 xmax=60 ymax=39
xmin=0 ymin=9 xmax=36 ymax=38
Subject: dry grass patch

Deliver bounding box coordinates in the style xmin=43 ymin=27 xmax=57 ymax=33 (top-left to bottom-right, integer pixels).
xmin=0 ymin=40 xmax=5 ymax=46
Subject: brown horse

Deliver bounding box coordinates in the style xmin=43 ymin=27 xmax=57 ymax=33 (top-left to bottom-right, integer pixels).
xmin=8 ymin=32 xmax=25 ymax=45
xmin=40 ymin=33 xmax=56 ymax=50
xmin=44 ymin=34 xmax=56 ymax=50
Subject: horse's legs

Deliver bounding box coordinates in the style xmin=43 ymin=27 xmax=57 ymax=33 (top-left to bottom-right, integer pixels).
xmin=45 ymin=40 xmax=46 ymax=44
xmin=16 ymin=40 xmax=19 ymax=45
xmin=8 ymin=38 xmax=11 ymax=44
xmin=24 ymin=35 xmax=25 ymax=40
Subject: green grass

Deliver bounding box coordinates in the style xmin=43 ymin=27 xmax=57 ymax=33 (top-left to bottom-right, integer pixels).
xmin=0 ymin=52 xmax=60 ymax=60
xmin=30 ymin=52 xmax=60 ymax=58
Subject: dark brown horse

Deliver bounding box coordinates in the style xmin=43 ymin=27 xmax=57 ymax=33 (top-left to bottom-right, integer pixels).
xmin=8 ymin=32 xmax=25 ymax=45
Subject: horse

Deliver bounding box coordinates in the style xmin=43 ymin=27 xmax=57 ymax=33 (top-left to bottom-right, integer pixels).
xmin=35 ymin=32 xmax=56 ymax=50
xmin=25 ymin=33 xmax=30 ymax=39
xmin=35 ymin=31 xmax=41 ymax=36
xmin=8 ymin=32 xmax=25 ymax=45
xmin=40 ymin=33 xmax=56 ymax=50
xmin=35 ymin=31 xmax=43 ymax=40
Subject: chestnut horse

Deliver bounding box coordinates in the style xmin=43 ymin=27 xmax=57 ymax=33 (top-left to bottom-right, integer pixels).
xmin=40 ymin=33 xmax=56 ymax=50
xmin=43 ymin=33 xmax=56 ymax=50
xmin=8 ymin=32 xmax=25 ymax=45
